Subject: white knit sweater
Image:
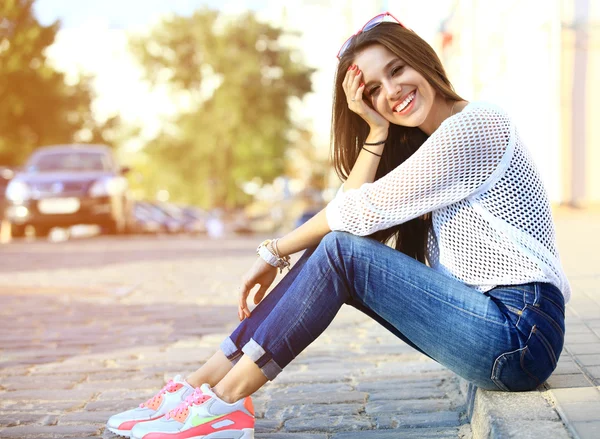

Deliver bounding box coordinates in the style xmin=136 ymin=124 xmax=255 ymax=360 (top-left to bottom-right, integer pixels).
xmin=326 ymin=102 xmax=571 ymax=302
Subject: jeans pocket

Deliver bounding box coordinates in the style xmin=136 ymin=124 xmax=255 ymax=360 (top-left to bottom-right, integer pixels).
xmin=491 ymin=325 xmax=557 ymax=392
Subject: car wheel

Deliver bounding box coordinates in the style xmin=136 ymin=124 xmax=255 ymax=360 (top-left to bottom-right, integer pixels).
xmin=104 ymin=217 xmax=125 ymax=235
xmin=10 ymin=223 xmax=26 ymax=238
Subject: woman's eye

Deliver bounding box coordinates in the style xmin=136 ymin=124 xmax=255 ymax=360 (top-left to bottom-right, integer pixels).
xmin=392 ymin=65 xmax=404 ymax=76
xmin=368 ymin=86 xmax=380 ymax=96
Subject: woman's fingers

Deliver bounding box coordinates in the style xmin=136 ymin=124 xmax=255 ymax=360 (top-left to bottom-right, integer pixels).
xmin=253 ymin=284 xmax=269 ymax=305
xmin=344 ymin=66 xmax=365 ymax=108
xmin=354 ymin=82 xmax=365 ymax=102
xmin=343 ymin=65 xmax=360 ymax=101
xmin=238 ymin=283 xmax=252 ymax=321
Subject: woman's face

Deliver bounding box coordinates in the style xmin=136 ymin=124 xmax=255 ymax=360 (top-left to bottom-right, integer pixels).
xmin=353 ymin=44 xmax=441 ymax=134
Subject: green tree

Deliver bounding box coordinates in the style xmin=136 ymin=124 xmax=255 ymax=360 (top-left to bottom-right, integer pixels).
xmin=130 ymin=9 xmax=314 ymax=208
xmin=0 ymin=0 xmax=110 ymax=166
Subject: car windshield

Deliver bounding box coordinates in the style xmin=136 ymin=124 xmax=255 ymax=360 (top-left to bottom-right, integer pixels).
xmin=27 ymin=152 xmax=109 ymax=172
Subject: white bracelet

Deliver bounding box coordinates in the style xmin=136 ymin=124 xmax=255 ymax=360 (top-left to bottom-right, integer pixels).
xmin=256 ymin=239 xmax=291 ymax=272
xmin=257 ymin=244 xmax=282 ymax=267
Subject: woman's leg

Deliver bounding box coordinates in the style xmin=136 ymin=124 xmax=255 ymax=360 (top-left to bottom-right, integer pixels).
xmin=186 ymin=350 xmax=233 ymax=387
xmin=211 ymin=231 xmax=557 ymax=395
xmin=185 ymin=247 xmax=319 ymax=388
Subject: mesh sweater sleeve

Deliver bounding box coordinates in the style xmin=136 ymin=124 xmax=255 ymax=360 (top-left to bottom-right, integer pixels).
xmin=326 ymin=104 xmax=513 ymax=236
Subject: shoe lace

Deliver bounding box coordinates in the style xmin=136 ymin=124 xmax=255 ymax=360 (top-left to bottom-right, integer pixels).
xmin=139 ymin=379 xmax=179 ymax=408
xmin=165 ymin=387 xmax=206 ymax=420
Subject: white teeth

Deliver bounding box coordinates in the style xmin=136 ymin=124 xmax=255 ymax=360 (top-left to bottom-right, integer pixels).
xmin=395 ymin=92 xmax=415 ymax=112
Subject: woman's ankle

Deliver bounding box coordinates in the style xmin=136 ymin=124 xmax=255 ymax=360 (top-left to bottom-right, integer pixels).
xmin=211 ymin=383 xmax=239 ymax=404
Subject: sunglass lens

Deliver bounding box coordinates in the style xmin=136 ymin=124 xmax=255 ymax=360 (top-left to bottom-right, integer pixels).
xmin=338 ymin=38 xmax=353 ymax=58
xmin=362 ymin=14 xmax=386 ymax=33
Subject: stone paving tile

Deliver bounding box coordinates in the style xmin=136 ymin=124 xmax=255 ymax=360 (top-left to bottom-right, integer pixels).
xmin=570 ymin=421 xmax=600 ymax=438
xmin=0 ymin=413 xmax=59 ymax=427
xmin=0 ymin=425 xmax=101 ymax=438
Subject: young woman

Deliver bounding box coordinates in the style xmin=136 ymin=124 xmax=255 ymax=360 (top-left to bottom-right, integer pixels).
xmin=106 ymin=12 xmax=570 ymax=439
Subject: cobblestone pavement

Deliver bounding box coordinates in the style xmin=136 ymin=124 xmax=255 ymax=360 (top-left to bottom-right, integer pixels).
xmin=544 ymin=209 xmax=600 ymax=438
xmin=0 ymin=233 xmax=472 ymax=438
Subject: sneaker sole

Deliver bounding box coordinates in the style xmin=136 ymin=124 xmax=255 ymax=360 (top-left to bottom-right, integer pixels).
xmin=106 ymin=426 xmax=132 ymax=437
xmin=136 ymin=428 xmax=253 ymax=439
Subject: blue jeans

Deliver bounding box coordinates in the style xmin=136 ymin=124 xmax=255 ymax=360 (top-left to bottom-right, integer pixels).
xmin=220 ymin=232 xmax=565 ymax=391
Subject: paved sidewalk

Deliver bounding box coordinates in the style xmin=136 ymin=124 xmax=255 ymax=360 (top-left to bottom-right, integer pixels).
xmin=541 ymin=209 xmax=600 ymax=438
xmin=0 ymin=208 xmax=598 ymax=438
xmin=0 ymin=234 xmax=471 ymax=438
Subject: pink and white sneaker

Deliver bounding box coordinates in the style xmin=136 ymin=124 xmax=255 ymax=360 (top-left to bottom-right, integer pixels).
xmin=130 ymin=384 xmax=254 ymax=439
xmin=106 ymin=375 xmax=195 ymax=438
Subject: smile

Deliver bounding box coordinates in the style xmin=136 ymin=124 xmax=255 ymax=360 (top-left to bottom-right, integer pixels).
xmin=393 ymin=91 xmax=416 ymax=113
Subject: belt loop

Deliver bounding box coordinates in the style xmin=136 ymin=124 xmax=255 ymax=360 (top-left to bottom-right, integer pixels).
xmin=533 ymin=283 xmax=541 ymax=307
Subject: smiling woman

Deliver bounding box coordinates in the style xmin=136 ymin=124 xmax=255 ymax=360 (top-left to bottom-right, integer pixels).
xmin=105 ymin=11 xmax=571 ymax=439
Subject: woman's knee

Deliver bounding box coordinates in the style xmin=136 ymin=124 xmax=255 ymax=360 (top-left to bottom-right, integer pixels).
xmin=315 ymin=231 xmax=372 ymax=273
xmin=319 ymin=231 xmax=357 ymax=251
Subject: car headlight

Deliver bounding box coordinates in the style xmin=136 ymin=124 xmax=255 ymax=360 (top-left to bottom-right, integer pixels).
xmin=89 ymin=178 xmax=121 ymax=197
xmin=6 ymin=181 xmax=31 ymax=202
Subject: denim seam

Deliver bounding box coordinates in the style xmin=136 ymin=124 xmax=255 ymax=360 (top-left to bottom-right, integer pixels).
xmin=491 ymin=346 xmax=527 ymax=390
xmin=242 ymin=338 xmax=266 ymax=362
xmin=339 ymin=250 xmax=509 ymax=327
xmin=498 ymin=286 xmax=538 ymax=294
xmin=220 ymin=337 xmax=243 ymax=363
xmin=533 ymin=327 xmax=558 ymax=367
xmin=544 ymin=296 xmax=566 ymax=317
xmin=525 ymin=305 xmax=565 ymax=337
xmin=520 ymin=327 xmax=543 ymax=387
xmin=241 ymin=338 xmax=284 ymax=380
xmin=259 ymin=358 xmax=284 ymax=380
xmin=515 ymin=290 xmax=527 ymax=327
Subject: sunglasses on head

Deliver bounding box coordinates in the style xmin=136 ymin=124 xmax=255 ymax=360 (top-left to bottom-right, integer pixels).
xmin=337 ymin=12 xmax=405 ymax=59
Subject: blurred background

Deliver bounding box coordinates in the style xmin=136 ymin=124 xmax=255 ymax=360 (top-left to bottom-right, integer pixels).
xmin=1 ymin=0 xmax=598 ymax=243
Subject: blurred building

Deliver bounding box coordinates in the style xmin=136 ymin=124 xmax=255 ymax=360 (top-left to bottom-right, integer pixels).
xmin=440 ymin=0 xmax=600 ymax=206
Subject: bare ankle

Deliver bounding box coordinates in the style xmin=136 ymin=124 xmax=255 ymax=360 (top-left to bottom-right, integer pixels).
xmin=212 ymin=383 xmax=238 ymax=404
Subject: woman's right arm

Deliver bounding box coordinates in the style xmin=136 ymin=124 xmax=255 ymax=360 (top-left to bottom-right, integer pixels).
xmin=274 ymin=207 xmax=330 ymax=257
xmin=237 ymin=208 xmax=330 ymax=320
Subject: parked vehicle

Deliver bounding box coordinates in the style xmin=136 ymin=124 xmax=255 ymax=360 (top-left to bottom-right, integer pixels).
xmin=0 ymin=167 xmax=15 ymax=222
xmin=135 ymin=201 xmax=183 ymax=234
xmin=165 ymin=204 xmax=207 ymax=235
xmin=131 ymin=201 xmax=163 ymax=234
xmin=4 ymin=144 xmax=132 ymax=237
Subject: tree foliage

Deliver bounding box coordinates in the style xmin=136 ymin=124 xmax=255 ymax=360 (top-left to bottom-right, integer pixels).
xmin=130 ymin=9 xmax=314 ymax=208
xmin=0 ymin=0 xmax=110 ymax=166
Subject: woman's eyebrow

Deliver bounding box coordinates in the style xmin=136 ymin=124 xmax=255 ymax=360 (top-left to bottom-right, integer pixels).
xmin=364 ymin=58 xmax=399 ymax=87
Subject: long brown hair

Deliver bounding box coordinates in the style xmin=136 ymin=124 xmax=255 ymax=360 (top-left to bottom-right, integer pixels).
xmin=331 ymin=22 xmax=464 ymax=263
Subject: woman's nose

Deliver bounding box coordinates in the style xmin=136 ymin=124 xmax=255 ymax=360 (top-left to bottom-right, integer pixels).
xmin=385 ymin=82 xmax=402 ymax=101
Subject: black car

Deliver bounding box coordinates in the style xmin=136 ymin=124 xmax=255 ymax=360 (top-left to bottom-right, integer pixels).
xmin=4 ymin=144 xmax=132 ymax=237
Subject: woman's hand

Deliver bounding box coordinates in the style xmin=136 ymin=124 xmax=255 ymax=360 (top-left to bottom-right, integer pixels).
xmin=343 ymin=65 xmax=389 ymax=132
xmin=238 ymin=257 xmax=278 ymax=321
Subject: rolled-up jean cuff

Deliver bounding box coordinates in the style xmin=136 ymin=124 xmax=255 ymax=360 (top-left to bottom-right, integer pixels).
xmin=220 ymin=337 xmax=243 ymax=365
xmin=242 ymin=338 xmax=283 ymax=381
